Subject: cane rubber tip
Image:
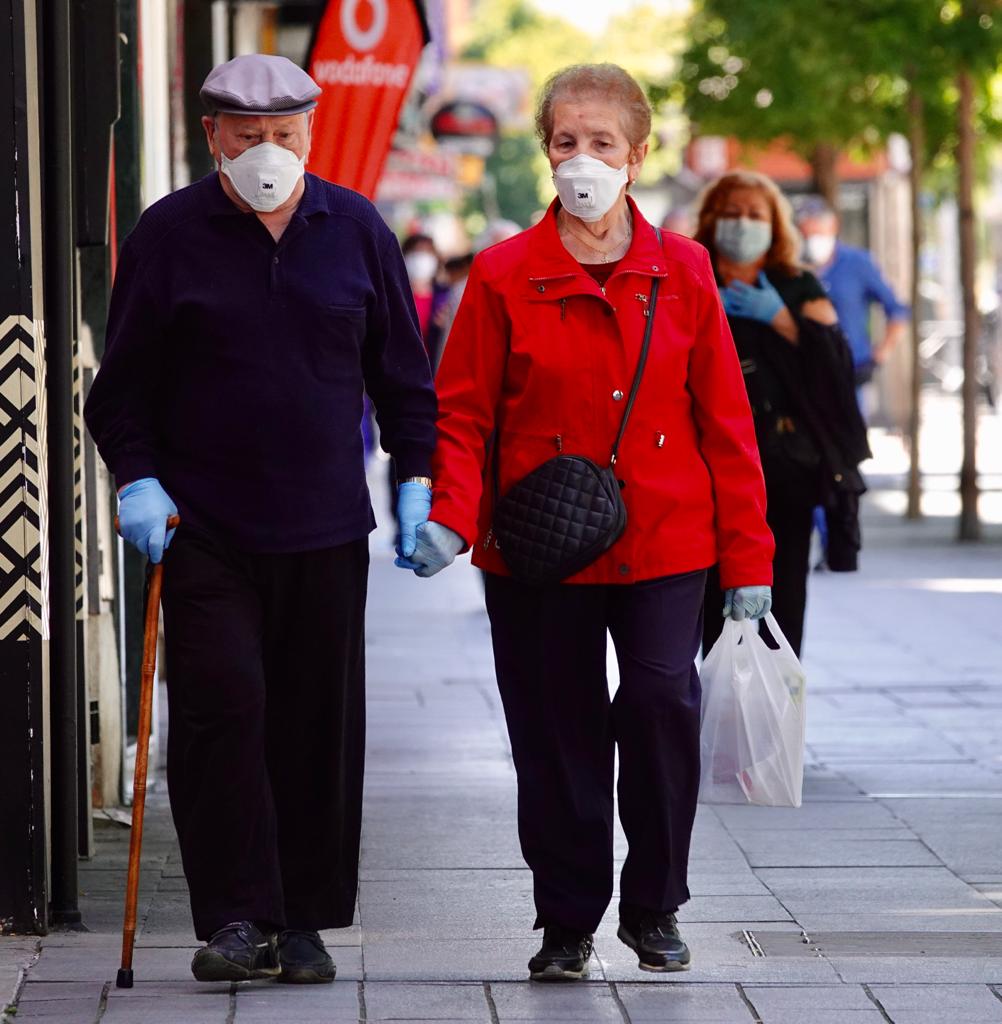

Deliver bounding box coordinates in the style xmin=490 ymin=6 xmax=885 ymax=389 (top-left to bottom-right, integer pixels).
xmin=116 ymin=968 xmax=134 ymax=988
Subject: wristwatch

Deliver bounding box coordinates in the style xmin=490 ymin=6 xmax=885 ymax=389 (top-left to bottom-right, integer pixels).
xmin=401 ymin=476 xmax=433 ymax=489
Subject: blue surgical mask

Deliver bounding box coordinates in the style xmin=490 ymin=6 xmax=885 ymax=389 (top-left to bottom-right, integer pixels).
xmin=714 ymin=217 xmax=772 ymax=264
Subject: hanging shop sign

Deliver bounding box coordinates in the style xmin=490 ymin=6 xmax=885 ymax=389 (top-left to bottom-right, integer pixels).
xmin=308 ymin=0 xmax=430 ymax=198
xmin=429 ymin=100 xmax=498 ymax=158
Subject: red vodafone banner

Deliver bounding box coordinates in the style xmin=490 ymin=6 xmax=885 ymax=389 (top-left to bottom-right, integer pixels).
xmin=308 ymin=0 xmax=429 ymax=198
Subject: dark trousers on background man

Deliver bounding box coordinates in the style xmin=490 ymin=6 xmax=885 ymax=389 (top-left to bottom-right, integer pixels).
xmin=161 ymin=525 xmax=368 ymax=940
xmin=484 ymin=569 xmax=706 ymax=935
xmin=703 ymin=480 xmax=814 ymax=658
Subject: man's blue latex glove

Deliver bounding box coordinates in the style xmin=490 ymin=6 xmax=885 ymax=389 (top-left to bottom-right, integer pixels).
xmin=117 ymin=477 xmax=178 ymax=564
xmin=396 ymin=521 xmax=464 ymax=578
xmin=723 ymin=586 xmax=773 ymax=621
xmin=720 ymin=271 xmax=784 ymax=325
xmin=396 ymin=480 xmax=432 ymax=561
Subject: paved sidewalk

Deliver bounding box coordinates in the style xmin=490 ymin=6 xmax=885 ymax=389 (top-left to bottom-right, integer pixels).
xmin=4 ymin=445 xmax=1002 ymax=1022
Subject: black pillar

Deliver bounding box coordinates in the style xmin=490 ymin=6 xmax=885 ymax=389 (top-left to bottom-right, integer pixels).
xmin=0 ymin=0 xmax=49 ymax=935
xmin=41 ymin=0 xmax=82 ymax=926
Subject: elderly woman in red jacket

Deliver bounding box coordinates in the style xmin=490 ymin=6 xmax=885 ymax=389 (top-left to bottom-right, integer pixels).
xmin=396 ymin=64 xmax=774 ymax=980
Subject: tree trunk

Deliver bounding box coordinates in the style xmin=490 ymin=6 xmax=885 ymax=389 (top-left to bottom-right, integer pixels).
xmin=906 ymin=81 xmax=924 ymax=520
xmin=956 ymin=67 xmax=980 ymax=540
xmin=809 ymin=142 xmax=840 ymax=207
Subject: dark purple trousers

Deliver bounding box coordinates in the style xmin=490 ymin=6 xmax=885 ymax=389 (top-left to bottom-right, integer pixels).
xmin=161 ymin=525 xmax=368 ymax=940
xmin=484 ymin=568 xmax=706 ymax=934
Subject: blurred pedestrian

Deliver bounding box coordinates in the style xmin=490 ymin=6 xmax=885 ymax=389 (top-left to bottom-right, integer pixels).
xmin=84 ymin=54 xmax=436 ymax=985
xmin=695 ymin=171 xmax=870 ymax=658
xmin=401 ymin=232 xmax=451 ymax=365
xmin=795 ymin=195 xmax=910 ymax=395
xmin=397 ymin=64 xmax=774 ymax=980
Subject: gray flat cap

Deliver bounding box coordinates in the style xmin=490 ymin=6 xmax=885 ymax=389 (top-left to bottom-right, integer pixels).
xmin=200 ymin=54 xmax=321 ymax=116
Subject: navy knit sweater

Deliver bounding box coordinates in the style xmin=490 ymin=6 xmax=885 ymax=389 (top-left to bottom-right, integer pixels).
xmin=84 ymin=173 xmax=437 ymax=552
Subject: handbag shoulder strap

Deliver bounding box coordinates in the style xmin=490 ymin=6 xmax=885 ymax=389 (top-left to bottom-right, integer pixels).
xmin=609 ymin=227 xmax=662 ymax=467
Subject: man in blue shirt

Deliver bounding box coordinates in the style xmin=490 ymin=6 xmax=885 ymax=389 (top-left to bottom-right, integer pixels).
xmin=796 ymin=197 xmax=910 ymax=389
xmin=85 ymin=55 xmax=436 ymax=986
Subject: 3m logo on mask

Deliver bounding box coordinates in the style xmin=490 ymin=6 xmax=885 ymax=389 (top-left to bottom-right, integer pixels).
xmin=574 ymin=185 xmax=595 ymax=207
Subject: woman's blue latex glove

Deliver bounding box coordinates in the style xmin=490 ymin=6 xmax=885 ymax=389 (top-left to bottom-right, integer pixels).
xmin=117 ymin=477 xmax=178 ymax=564
xmin=396 ymin=521 xmax=464 ymax=578
xmin=396 ymin=480 xmax=432 ymax=561
xmin=723 ymin=586 xmax=773 ymax=621
xmin=720 ymin=271 xmax=784 ymax=325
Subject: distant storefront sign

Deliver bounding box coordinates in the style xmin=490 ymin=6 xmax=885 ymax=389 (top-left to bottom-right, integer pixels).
xmin=308 ymin=0 xmax=430 ymax=198
xmin=375 ymin=147 xmax=460 ymax=202
xmin=429 ymin=100 xmax=498 ymax=158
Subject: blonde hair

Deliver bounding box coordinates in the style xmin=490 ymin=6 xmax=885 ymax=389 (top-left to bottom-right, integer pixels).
xmin=535 ymin=63 xmax=652 ymax=151
xmin=694 ymin=171 xmax=803 ymax=276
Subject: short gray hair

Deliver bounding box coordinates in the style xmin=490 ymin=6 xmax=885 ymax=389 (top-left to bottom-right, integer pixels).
xmin=535 ymin=63 xmax=652 ymax=151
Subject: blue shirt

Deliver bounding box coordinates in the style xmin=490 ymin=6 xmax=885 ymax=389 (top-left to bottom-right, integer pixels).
xmin=84 ymin=172 xmax=437 ymax=553
xmin=818 ymin=243 xmax=909 ymax=368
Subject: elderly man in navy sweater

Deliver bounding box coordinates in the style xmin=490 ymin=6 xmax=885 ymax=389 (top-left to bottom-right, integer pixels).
xmin=84 ymin=54 xmax=437 ymax=985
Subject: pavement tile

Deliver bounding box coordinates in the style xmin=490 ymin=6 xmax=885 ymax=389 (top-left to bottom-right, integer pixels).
xmin=488 ymin=981 xmax=621 ymax=1020
xmin=868 ymin=983 xmax=1002 ymax=1013
xmin=5 ymin=1004 xmax=100 ymax=1023
xmin=754 ymin=866 xmax=1002 ymax=930
xmin=17 ymin=980 xmax=106 ymax=1002
xmin=750 ymin=1012 xmax=884 ymax=1024
xmin=743 ymin=983 xmax=873 ymax=1010
xmin=735 ymin=836 xmax=941 ymax=869
xmin=101 ymin=994 xmax=230 ymax=1022
xmin=360 ymin=941 xmax=601 ymax=983
xmin=831 ymin=957 xmax=1002 ymax=984
xmin=614 ymin=982 xmax=751 ymax=1020
xmin=712 ymin=802 xmax=903 ymax=830
xmin=363 ymin=981 xmax=491 ymax=1019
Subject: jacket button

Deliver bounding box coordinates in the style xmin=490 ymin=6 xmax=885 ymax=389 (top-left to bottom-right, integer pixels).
xmin=652 ymin=265 xmax=659 ymax=271
xmin=618 ymin=563 xmax=630 ymax=576
xmin=612 ymin=390 xmax=624 ymax=401
xmin=537 ymin=284 xmax=546 ymax=292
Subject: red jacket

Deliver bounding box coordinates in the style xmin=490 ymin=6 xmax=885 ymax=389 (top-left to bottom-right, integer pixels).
xmin=430 ymin=198 xmax=774 ymax=589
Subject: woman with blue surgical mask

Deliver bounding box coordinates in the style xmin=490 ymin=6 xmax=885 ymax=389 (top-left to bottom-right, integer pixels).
xmin=695 ymin=171 xmax=869 ymax=659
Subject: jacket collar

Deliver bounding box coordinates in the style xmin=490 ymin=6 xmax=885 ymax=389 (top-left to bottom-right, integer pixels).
xmin=526 ymin=195 xmax=668 ymax=285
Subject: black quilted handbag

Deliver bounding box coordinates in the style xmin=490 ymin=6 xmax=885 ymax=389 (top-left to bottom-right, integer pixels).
xmin=491 ymin=260 xmax=661 ymax=585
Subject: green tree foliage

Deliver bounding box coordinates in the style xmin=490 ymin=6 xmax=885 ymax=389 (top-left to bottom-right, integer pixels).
xmin=679 ymin=0 xmax=1002 ymax=176
xmin=458 ymin=0 xmax=691 ymax=223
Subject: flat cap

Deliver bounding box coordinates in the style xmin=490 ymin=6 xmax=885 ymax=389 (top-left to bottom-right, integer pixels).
xmin=200 ymin=54 xmax=321 ymax=116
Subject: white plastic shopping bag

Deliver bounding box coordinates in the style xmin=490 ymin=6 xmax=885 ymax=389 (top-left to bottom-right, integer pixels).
xmin=698 ymin=612 xmax=807 ymax=807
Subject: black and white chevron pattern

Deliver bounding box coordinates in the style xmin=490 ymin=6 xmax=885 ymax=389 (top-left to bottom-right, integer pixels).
xmin=0 ymin=314 xmax=48 ymax=641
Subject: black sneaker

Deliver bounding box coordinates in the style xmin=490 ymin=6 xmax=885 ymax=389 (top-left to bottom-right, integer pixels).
xmin=528 ymin=926 xmax=593 ymax=981
xmin=276 ymin=929 xmax=337 ymax=984
xmin=191 ymin=921 xmax=280 ymax=982
xmin=618 ymin=911 xmax=691 ymax=972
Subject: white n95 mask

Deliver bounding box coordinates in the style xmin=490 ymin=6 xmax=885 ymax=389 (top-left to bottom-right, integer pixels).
xmin=553 ymin=154 xmax=629 ymax=222
xmin=220 ymin=142 xmax=305 ymax=212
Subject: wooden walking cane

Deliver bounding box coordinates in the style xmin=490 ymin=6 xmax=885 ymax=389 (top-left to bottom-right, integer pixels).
xmin=115 ymin=514 xmax=180 ymax=990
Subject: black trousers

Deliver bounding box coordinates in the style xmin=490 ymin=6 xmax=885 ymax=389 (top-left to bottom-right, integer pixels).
xmin=703 ymin=481 xmax=815 ymax=659
xmin=160 ymin=526 xmax=368 ymax=940
xmin=484 ymin=569 xmax=706 ymax=934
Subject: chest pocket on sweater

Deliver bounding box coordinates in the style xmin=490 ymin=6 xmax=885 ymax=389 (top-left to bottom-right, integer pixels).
xmin=308 ymin=304 xmax=367 ymax=381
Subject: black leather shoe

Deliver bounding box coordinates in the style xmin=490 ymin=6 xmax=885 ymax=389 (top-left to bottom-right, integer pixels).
xmin=618 ymin=911 xmax=690 ymax=972
xmin=528 ymin=926 xmax=593 ymax=981
xmin=277 ymin=929 xmax=337 ymax=984
xmin=191 ymin=921 xmax=280 ymax=982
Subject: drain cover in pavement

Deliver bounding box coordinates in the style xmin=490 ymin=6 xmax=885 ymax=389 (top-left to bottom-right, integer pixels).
xmin=745 ymin=931 xmax=1002 ymax=958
